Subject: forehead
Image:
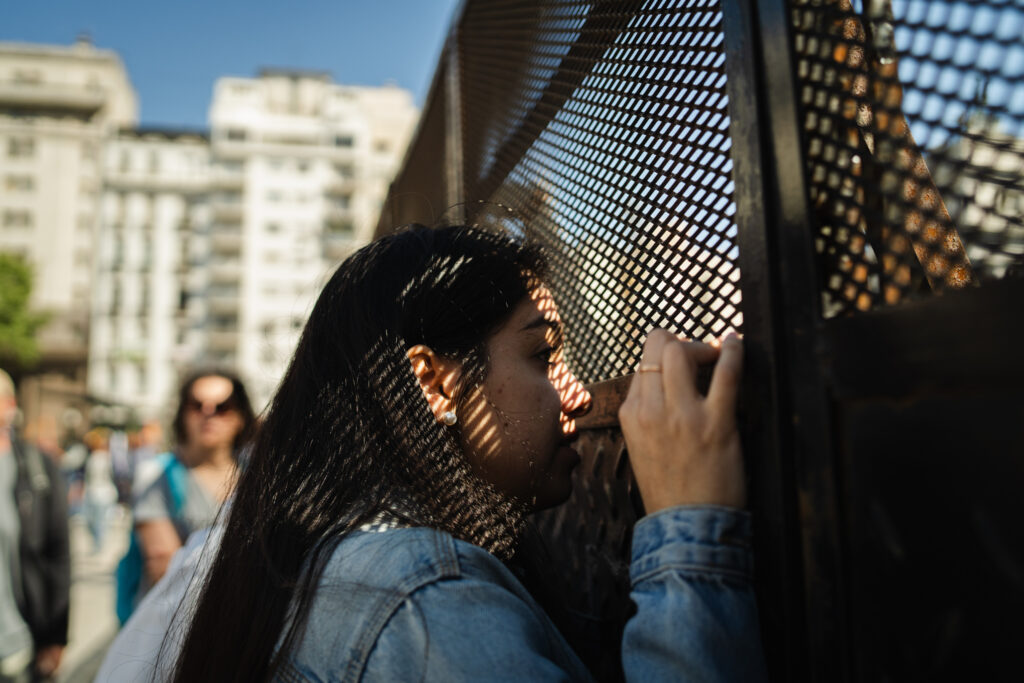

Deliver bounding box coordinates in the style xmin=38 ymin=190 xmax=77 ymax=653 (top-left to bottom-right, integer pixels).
xmin=190 ymin=376 xmax=234 ymax=401
xmin=496 ymin=286 xmax=562 ymax=339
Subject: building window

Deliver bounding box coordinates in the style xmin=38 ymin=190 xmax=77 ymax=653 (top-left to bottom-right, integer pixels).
xmin=119 ymin=151 xmax=131 ymax=172
xmin=148 ymin=151 xmax=160 ymax=174
xmin=334 ymin=135 xmax=354 ymax=148
xmin=266 ymin=190 xmax=283 ymax=203
xmin=135 ymin=362 xmax=146 ymax=394
xmin=374 ymin=139 xmax=390 ymax=154
xmin=334 ymin=163 xmax=353 ymax=177
xmin=5 ymin=175 xmax=34 ymax=192
xmin=2 ymin=210 xmax=33 ymax=227
xmin=297 ymin=160 xmax=309 ymax=173
xmin=226 ymin=129 xmax=247 ymax=142
xmin=266 ymin=222 xmax=281 ymax=233
xmin=7 ymin=137 xmax=35 ymax=158
xmin=112 ymin=235 xmax=124 ymax=268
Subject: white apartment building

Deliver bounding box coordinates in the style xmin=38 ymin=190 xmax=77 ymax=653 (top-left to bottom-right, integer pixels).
xmin=88 ymin=128 xmax=211 ymax=419
xmin=2 ymin=42 xmax=418 ymax=423
xmin=206 ymin=69 xmax=418 ymax=405
xmin=0 ymin=38 xmax=136 ymax=430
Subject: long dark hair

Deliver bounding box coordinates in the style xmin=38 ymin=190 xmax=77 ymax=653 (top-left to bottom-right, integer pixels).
xmin=171 ymin=370 xmax=257 ymax=455
xmin=172 ymin=225 xmax=546 ymax=681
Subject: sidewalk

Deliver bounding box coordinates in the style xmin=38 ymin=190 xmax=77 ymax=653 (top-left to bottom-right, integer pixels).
xmin=57 ymin=511 xmax=129 ymax=683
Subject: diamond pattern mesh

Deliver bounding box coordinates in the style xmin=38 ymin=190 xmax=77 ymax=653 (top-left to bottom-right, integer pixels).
xmin=790 ymin=0 xmax=1024 ymax=316
xmin=459 ymin=0 xmax=742 ymax=384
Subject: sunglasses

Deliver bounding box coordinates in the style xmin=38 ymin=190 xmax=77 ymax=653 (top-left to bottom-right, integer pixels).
xmin=185 ymin=397 xmax=238 ymax=416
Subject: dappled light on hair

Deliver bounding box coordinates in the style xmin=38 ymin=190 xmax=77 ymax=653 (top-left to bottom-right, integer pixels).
xmin=172 ymin=225 xmax=548 ymax=682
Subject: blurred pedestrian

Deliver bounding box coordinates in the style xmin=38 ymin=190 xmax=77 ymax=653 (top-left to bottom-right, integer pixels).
xmin=81 ymin=429 xmax=118 ymax=553
xmin=115 ymin=371 xmax=255 ymax=622
xmin=166 ymin=226 xmax=765 ymax=681
xmin=0 ymin=369 xmax=70 ymax=682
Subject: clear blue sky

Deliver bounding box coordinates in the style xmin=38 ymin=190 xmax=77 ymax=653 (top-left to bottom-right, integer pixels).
xmin=2 ymin=0 xmax=462 ymax=128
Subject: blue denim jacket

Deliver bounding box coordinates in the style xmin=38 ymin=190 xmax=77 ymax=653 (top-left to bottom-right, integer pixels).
xmin=276 ymin=505 xmax=767 ymax=682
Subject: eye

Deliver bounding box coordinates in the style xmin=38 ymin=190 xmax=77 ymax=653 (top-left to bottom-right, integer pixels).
xmin=534 ymin=346 xmax=557 ymax=367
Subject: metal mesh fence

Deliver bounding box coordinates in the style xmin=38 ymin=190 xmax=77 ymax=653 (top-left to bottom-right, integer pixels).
xmin=790 ymin=0 xmax=1024 ymax=316
xmin=375 ymin=0 xmax=1024 ymax=678
xmin=459 ymin=0 xmax=742 ymax=385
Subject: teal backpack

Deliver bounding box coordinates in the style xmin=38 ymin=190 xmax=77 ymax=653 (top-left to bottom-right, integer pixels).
xmin=115 ymin=452 xmax=188 ymax=625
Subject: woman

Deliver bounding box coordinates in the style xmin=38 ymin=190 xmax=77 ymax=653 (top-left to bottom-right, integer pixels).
xmin=132 ymin=372 xmax=256 ymax=590
xmin=171 ymin=225 xmax=764 ymax=681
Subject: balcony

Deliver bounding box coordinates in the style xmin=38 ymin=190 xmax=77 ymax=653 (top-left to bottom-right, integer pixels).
xmin=0 ymin=81 xmax=105 ymax=115
xmin=207 ymin=329 xmax=238 ymax=351
xmin=209 ymin=261 xmax=242 ymax=284
xmin=211 ymin=203 xmax=244 ymax=223
xmin=206 ymin=295 xmax=238 ymax=315
xmin=325 ymin=208 xmax=353 ymax=232
xmin=325 ymin=179 xmax=355 ymax=197
xmin=210 ymin=169 xmax=244 ymax=190
xmin=206 ymin=284 xmax=239 ymax=314
xmin=209 ymin=228 xmax=242 ymax=254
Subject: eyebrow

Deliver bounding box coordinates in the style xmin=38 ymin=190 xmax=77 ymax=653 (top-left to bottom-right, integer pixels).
xmin=520 ymin=314 xmax=563 ymax=340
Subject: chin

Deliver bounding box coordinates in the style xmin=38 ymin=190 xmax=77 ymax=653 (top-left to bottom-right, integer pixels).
xmin=531 ymin=478 xmax=574 ymax=512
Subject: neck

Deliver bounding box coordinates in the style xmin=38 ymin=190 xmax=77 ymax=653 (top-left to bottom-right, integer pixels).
xmin=181 ymin=443 xmax=235 ymax=470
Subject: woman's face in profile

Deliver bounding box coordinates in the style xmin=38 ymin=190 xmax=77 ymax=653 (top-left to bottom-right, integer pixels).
xmin=460 ymin=287 xmax=592 ymax=510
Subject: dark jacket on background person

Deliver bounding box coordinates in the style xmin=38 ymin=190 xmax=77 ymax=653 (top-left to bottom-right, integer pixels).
xmin=11 ymin=436 xmax=70 ymax=650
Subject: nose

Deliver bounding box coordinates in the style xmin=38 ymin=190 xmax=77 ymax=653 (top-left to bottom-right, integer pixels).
xmin=555 ymin=364 xmax=592 ymax=435
xmin=198 ymin=402 xmax=221 ymax=417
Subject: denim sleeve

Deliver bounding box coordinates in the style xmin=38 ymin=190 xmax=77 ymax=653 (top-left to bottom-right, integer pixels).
xmin=624 ymin=505 xmax=768 ymax=683
xmin=363 ymin=576 xmax=592 ymax=682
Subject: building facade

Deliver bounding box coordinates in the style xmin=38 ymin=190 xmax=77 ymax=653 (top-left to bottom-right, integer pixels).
xmin=88 ymin=128 xmax=210 ymax=419
xmin=0 ymin=38 xmax=136 ymax=439
xmin=204 ymin=70 xmax=418 ymax=405
xmin=2 ymin=40 xmax=418 ymax=431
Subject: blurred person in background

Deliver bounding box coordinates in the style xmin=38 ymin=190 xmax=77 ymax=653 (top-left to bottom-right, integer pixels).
xmin=117 ymin=371 xmax=255 ymax=621
xmin=82 ymin=429 xmax=118 ymax=554
xmin=122 ymin=421 xmax=163 ymax=505
xmin=0 ymin=369 xmax=70 ymax=682
xmin=108 ymin=429 xmax=131 ymax=506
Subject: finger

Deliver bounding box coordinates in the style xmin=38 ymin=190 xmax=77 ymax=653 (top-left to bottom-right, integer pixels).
xmin=662 ymin=339 xmax=701 ymax=408
xmin=628 ymin=329 xmax=674 ymax=410
xmin=679 ymin=340 xmax=721 ymax=366
xmin=707 ymin=333 xmax=743 ymax=416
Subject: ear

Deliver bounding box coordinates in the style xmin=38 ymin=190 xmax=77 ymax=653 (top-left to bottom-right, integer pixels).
xmin=406 ymin=345 xmax=462 ymax=422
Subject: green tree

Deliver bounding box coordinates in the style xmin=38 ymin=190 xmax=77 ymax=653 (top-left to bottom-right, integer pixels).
xmin=0 ymin=253 xmax=48 ymax=367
